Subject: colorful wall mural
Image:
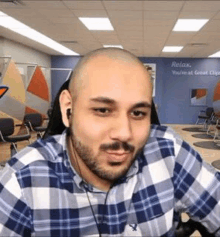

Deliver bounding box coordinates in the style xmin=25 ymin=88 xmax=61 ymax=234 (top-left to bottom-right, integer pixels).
xmin=0 ymin=58 xmax=51 ymax=134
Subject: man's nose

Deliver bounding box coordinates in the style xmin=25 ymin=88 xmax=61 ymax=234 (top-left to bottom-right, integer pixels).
xmin=109 ymin=115 xmax=132 ymax=142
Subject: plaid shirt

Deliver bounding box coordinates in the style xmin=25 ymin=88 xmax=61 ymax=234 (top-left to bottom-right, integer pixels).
xmin=0 ymin=125 xmax=220 ymax=236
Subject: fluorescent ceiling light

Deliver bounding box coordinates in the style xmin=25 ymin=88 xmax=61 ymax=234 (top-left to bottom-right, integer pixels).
xmin=0 ymin=11 xmax=79 ymax=55
xmin=79 ymin=17 xmax=114 ymax=30
xmin=162 ymin=46 xmax=183 ymax=52
xmin=173 ymin=19 xmax=209 ymax=32
xmin=103 ymin=45 xmax=123 ymax=49
xmin=209 ymin=51 xmax=220 ymax=58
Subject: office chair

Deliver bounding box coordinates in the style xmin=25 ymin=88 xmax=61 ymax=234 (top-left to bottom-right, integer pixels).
xmin=0 ymin=118 xmax=31 ymax=157
xmin=196 ymin=107 xmax=214 ymax=129
xmin=24 ymin=113 xmax=47 ymax=139
xmin=42 ymin=80 xmax=215 ymax=237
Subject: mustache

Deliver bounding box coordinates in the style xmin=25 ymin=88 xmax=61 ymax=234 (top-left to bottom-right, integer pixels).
xmin=100 ymin=141 xmax=135 ymax=152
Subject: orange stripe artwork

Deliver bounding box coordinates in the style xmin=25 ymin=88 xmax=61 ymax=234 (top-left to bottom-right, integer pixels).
xmin=196 ymin=89 xmax=207 ymax=99
xmin=0 ymin=86 xmax=8 ymax=98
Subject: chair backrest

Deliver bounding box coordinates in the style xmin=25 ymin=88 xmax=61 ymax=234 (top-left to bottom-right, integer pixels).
xmin=206 ymin=107 xmax=214 ymax=117
xmin=24 ymin=113 xmax=43 ymax=127
xmin=0 ymin=118 xmax=14 ymax=136
xmin=43 ymin=80 xmax=70 ymax=139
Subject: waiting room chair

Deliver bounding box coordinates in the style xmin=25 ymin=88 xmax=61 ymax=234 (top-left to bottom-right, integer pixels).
xmin=206 ymin=115 xmax=219 ymax=136
xmin=0 ymin=118 xmax=31 ymax=157
xmin=196 ymin=107 xmax=214 ymax=129
xmin=24 ymin=113 xmax=47 ymax=139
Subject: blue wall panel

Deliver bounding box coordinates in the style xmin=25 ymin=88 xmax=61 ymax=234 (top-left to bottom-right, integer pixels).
xmin=51 ymin=56 xmax=80 ymax=103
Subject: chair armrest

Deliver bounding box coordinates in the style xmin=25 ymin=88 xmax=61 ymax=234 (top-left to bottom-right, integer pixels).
xmin=23 ymin=124 xmax=31 ymax=135
xmin=15 ymin=123 xmax=23 ymax=127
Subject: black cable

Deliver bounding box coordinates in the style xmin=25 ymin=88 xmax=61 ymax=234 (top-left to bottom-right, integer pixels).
xmin=68 ymin=129 xmax=103 ymax=237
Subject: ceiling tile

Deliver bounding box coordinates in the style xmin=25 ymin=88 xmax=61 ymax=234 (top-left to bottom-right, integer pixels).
xmin=103 ymin=1 xmax=143 ymax=11
xmin=108 ymin=10 xmax=142 ymax=20
xmin=62 ymin=42 xmax=87 ymax=55
xmin=144 ymin=11 xmax=179 ymax=20
xmin=2 ymin=8 xmax=39 ymax=18
xmin=48 ymin=17 xmax=79 ymax=24
xmin=201 ymin=19 xmax=220 ymax=32
xmin=160 ymin=52 xmax=178 ymax=57
xmin=38 ymin=9 xmax=74 ymax=18
xmin=143 ymin=1 xmax=184 ymax=11
xmin=177 ymin=46 xmax=203 ymax=57
xmin=112 ymin=19 xmax=142 ymax=27
xmin=91 ymin=32 xmax=119 ymax=42
xmin=0 ymin=2 xmax=28 ymax=9
xmin=144 ymin=19 xmax=175 ymax=26
xmin=166 ymin=32 xmax=194 ymax=45
xmin=144 ymin=25 xmax=173 ymax=33
xmin=62 ymin=1 xmax=104 ymax=10
xmin=23 ymin=1 xmax=66 ymax=9
xmin=213 ymin=11 xmax=220 ymax=20
xmin=71 ymin=9 xmax=108 ymax=17
xmin=178 ymin=11 xmax=216 ymax=19
xmin=182 ymin=1 xmax=220 ymax=11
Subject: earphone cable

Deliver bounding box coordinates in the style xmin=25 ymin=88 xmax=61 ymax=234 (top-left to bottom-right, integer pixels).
xmin=68 ymin=132 xmax=102 ymax=237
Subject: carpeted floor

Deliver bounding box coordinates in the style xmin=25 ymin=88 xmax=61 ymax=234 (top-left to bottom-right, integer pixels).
xmin=168 ymin=124 xmax=220 ymax=167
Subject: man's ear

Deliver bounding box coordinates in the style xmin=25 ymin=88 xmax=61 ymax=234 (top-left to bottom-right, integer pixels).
xmin=59 ymin=89 xmax=72 ymax=127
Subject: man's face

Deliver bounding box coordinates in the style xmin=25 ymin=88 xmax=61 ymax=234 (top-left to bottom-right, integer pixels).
xmin=69 ymin=56 xmax=152 ymax=182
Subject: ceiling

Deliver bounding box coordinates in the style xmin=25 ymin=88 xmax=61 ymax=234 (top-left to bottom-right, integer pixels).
xmin=1 ymin=0 xmax=220 ymax=58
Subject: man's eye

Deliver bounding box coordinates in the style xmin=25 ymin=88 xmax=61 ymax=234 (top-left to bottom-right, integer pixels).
xmin=131 ymin=110 xmax=147 ymax=119
xmin=93 ymin=108 xmax=111 ymax=115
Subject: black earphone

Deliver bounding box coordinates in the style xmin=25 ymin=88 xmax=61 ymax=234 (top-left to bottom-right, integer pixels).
xmin=66 ymin=109 xmax=71 ymax=119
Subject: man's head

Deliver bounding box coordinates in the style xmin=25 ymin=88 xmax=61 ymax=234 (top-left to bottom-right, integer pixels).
xmin=59 ymin=48 xmax=152 ymax=187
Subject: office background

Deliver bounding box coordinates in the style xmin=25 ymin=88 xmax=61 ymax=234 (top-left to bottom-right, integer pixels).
xmin=1 ymin=1 xmax=220 ymax=125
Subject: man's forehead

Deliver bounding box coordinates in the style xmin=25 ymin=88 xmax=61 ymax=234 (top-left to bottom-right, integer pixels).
xmin=70 ymin=50 xmax=152 ymax=102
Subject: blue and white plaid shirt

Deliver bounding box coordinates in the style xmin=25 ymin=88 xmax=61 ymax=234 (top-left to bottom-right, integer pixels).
xmin=0 ymin=125 xmax=220 ymax=236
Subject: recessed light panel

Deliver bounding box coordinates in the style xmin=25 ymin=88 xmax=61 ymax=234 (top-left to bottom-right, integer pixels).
xmin=162 ymin=46 xmax=183 ymax=52
xmin=209 ymin=51 xmax=220 ymax=58
xmin=79 ymin=17 xmax=114 ymax=31
xmin=0 ymin=11 xmax=79 ymax=55
xmin=173 ymin=19 xmax=209 ymax=32
xmin=103 ymin=45 xmax=123 ymax=49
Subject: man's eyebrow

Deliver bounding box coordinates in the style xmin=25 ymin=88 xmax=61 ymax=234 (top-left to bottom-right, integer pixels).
xmin=90 ymin=97 xmax=116 ymax=105
xmin=132 ymin=102 xmax=152 ymax=109
xmin=90 ymin=97 xmax=151 ymax=109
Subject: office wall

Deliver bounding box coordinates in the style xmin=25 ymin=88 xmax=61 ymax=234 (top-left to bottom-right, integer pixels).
xmin=2 ymin=38 xmax=51 ymax=67
xmin=51 ymin=55 xmax=220 ymax=124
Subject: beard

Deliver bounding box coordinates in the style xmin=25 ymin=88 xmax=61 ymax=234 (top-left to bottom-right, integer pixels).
xmin=68 ymin=127 xmax=141 ymax=182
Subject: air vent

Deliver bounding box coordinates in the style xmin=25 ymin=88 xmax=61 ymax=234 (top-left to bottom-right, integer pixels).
xmin=188 ymin=43 xmax=208 ymax=47
xmin=0 ymin=0 xmax=24 ymax=5
xmin=60 ymin=41 xmax=78 ymax=44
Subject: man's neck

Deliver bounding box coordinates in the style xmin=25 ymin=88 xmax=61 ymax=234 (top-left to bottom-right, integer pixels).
xmin=67 ymin=137 xmax=112 ymax=192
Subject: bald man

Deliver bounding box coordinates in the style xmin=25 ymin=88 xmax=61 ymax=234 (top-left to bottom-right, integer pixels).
xmin=0 ymin=48 xmax=220 ymax=236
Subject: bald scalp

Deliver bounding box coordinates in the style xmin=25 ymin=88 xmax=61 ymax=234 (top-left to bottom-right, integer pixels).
xmin=68 ymin=48 xmax=150 ymax=101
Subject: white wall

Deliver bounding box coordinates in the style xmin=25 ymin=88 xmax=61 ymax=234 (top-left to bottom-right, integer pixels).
xmin=2 ymin=38 xmax=51 ymax=68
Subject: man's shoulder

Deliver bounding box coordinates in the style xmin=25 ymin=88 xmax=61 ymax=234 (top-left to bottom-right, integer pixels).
xmin=3 ymin=133 xmax=66 ymax=175
xmin=149 ymin=124 xmax=181 ymax=141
